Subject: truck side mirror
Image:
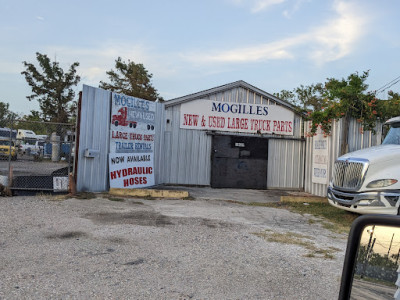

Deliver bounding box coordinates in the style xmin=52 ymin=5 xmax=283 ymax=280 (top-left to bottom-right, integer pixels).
xmin=339 ymin=215 xmax=400 ymax=299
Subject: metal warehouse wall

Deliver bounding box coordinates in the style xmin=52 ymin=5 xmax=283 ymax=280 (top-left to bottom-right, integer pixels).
xmin=162 ymin=105 xmax=212 ymax=185
xmin=304 ymin=118 xmax=382 ymax=197
xmin=163 ymin=85 xmax=304 ymax=188
xmin=76 ymin=85 xmax=165 ymax=192
xmin=267 ymin=138 xmax=305 ymax=189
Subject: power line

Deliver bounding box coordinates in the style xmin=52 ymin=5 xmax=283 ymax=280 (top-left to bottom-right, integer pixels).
xmin=375 ymin=75 xmax=400 ymax=95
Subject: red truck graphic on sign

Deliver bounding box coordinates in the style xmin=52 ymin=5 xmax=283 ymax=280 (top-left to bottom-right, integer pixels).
xmin=112 ymin=107 xmax=137 ymax=128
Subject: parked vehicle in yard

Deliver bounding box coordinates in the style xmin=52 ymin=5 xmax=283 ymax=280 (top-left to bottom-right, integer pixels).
xmin=18 ymin=140 xmax=43 ymax=155
xmin=328 ymin=116 xmax=400 ymax=214
xmin=0 ymin=139 xmax=17 ymax=160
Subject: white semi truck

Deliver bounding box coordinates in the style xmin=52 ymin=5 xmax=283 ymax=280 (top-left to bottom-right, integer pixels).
xmin=328 ymin=116 xmax=400 ymax=215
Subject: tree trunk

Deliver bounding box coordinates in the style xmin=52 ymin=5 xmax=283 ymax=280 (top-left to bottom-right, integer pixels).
xmin=340 ymin=114 xmax=350 ymax=156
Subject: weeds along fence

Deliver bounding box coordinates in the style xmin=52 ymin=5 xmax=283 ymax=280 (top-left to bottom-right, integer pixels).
xmin=0 ymin=119 xmax=75 ymax=194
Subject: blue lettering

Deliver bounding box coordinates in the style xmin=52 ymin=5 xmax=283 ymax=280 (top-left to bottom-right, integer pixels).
xmin=212 ymin=102 xmax=221 ymax=112
xmin=221 ymin=103 xmax=230 ymax=113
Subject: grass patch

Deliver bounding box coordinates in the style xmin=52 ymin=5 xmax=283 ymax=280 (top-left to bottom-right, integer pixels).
xmin=353 ymin=274 xmax=395 ymax=287
xmin=279 ymin=201 xmax=358 ymax=234
xmin=74 ymin=192 xmax=97 ymax=200
xmin=225 ymin=199 xmax=358 ymax=234
xmin=107 ymin=197 xmax=125 ymax=202
xmin=253 ymin=230 xmax=340 ymax=259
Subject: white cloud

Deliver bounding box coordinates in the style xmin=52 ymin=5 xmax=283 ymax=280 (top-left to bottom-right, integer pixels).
xmin=36 ymin=16 xmax=44 ymax=21
xmin=309 ymin=1 xmax=366 ymax=64
xmin=282 ymin=0 xmax=310 ymax=19
xmin=184 ymin=0 xmax=368 ymax=65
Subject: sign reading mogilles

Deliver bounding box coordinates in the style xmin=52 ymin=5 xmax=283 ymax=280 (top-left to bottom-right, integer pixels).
xmin=109 ymin=92 xmax=156 ymax=189
xmin=180 ymin=99 xmax=294 ymax=135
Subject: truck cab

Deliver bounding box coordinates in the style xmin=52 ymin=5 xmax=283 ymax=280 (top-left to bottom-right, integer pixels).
xmin=328 ymin=116 xmax=400 ymax=214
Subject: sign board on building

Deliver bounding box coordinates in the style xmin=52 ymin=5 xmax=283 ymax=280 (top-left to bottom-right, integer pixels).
xmin=312 ymin=128 xmax=329 ymax=184
xmin=180 ymin=99 xmax=294 ymax=135
xmin=109 ymin=93 xmax=155 ymax=188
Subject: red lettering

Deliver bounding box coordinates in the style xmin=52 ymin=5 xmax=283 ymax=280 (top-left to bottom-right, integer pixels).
xmin=183 ymin=114 xmax=199 ymax=126
xmin=110 ymin=171 xmax=117 ymax=180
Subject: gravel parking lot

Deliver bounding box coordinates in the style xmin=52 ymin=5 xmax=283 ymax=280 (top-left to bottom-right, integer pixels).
xmin=0 ymin=192 xmax=348 ymax=299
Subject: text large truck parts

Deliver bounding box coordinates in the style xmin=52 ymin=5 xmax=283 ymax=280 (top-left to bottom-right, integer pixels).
xmin=328 ymin=116 xmax=400 ymax=214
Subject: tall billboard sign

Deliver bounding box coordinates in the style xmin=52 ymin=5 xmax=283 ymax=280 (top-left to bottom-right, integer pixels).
xmin=180 ymin=99 xmax=294 ymax=135
xmin=109 ymin=93 xmax=156 ymax=188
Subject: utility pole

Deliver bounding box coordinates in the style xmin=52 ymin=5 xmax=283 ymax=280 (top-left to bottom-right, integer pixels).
xmin=361 ymin=226 xmax=375 ymax=278
xmin=388 ymin=233 xmax=395 ymax=260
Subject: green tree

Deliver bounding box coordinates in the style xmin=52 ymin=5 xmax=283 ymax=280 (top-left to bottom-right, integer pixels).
xmin=16 ymin=110 xmax=49 ymax=135
xmin=0 ymin=101 xmax=18 ymax=127
xmin=21 ymin=52 xmax=80 ymax=124
xmin=276 ymin=84 xmax=326 ymax=113
xmin=100 ymin=57 xmax=163 ymax=101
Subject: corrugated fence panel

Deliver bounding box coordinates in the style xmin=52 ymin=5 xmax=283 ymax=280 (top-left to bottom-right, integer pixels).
xmin=267 ymin=139 xmax=305 ymax=189
xmin=77 ymin=85 xmax=111 ymax=192
xmin=304 ymin=118 xmax=382 ymax=197
xmin=162 ymin=105 xmax=212 ymax=185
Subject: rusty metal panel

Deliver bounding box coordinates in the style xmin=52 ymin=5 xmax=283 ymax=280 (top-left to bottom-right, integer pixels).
xmin=267 ymin=138 xmax=305 ymax=189
xmin=153 ymin=102 xmax=166 ymax=185
xmin=76 ymin=85 xmax=111 ymax=192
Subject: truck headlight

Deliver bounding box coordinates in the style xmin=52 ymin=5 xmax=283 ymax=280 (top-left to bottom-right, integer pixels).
xmin=366 ymin=179 xmax=398 ymax=188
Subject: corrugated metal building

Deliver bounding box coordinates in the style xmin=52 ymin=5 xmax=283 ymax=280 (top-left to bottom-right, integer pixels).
xmin=162 ymin=80 xmax=305 ymax=190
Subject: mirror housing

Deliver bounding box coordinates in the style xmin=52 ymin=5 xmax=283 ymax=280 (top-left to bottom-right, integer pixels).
xmin=339 ymin=214 xmax=400 ymax=299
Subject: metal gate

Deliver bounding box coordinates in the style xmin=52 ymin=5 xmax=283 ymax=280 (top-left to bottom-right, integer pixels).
xmin=0 ymin=120 xmax=75 ymax=194
xmin=211 ymin=135 xmax=268 ymax=189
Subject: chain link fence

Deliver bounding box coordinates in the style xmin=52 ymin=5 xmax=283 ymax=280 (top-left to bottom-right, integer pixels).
xmin=0 ymin=119 xmax=75 ymax=194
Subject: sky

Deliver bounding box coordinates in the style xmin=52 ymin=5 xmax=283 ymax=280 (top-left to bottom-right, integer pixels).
xmin=1 ymin=0 xmax=400 ymax=115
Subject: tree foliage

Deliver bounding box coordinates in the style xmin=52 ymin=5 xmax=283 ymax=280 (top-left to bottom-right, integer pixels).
xmin=275 ymin=83 xmax=326 ymax=113
xmin=0 ymin=102 xmax=18 ymax=128
xmin=21 ymin=52 xmax=80 ymax=124
xmin=277 ymin=71 xmax=400 ymax=154
xmin=16 ymin=110 xmax=49 ymax=135
xmin=100 ymin=57 xmax=163 ymax=102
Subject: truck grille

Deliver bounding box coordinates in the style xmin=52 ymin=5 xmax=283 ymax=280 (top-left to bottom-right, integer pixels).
xmin=332 ymin=160 xmax=367 ymax=190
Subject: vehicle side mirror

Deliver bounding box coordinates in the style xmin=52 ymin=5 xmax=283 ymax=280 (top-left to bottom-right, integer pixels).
xmin=339 ymin=215 xmax=400 ymax=299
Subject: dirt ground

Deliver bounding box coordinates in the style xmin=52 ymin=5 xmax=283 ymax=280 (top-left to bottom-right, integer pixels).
xmin=0 ymin=191 xmax=348 ymax=299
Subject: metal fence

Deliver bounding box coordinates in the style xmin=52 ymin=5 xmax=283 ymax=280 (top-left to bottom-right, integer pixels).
xmin=304 ymin=118 xmax=382 ymax=197
xmin=0 ymin=119 xmax=75 ymax=194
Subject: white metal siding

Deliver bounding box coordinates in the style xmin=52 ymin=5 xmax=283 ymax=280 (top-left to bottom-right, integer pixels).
xmin=304 ymin=119 xmax=382 ymax=197
xmin=267 ymin=139 xmax=305 ymax=189
xmin=77 ymin=85 xmax=111 ymax=192
xmin=162 ymin=105 xmax=212 ymax=185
